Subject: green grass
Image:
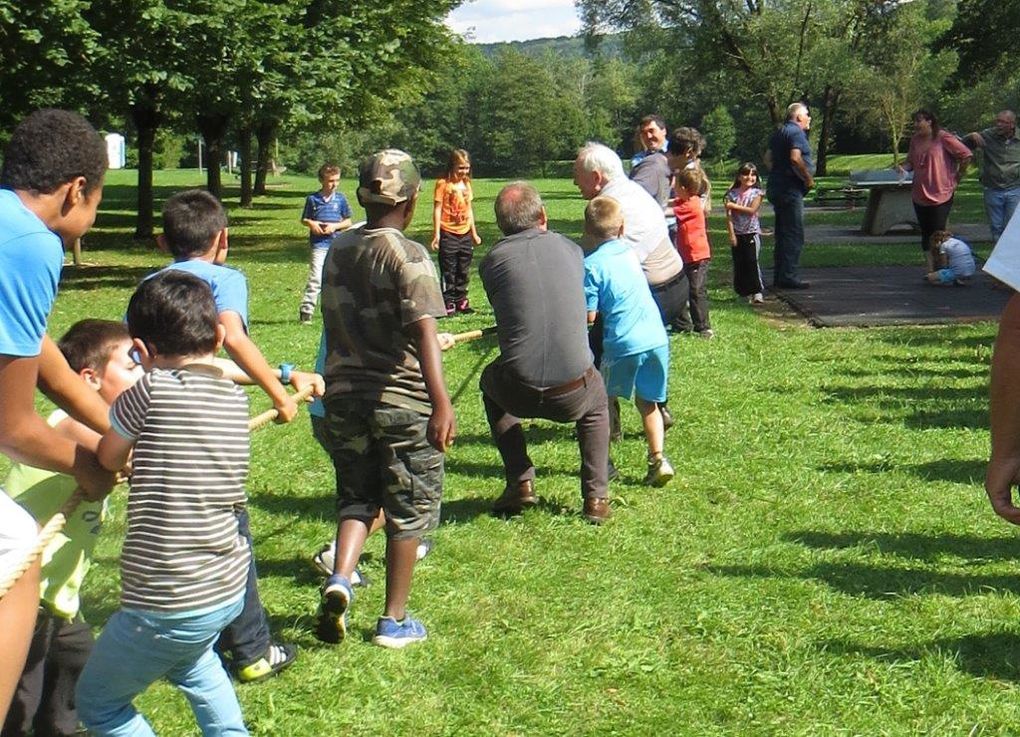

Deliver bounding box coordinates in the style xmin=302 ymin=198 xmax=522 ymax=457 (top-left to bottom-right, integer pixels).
xmin=16 ymin=170 xmax=1020 ymax=736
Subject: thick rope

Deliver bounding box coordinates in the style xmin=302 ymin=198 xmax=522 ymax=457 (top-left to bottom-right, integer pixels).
xmin=0 ymin=383 xmax=316 ymax=600
xmin=451 ymin=325 xmax=497 ymax=344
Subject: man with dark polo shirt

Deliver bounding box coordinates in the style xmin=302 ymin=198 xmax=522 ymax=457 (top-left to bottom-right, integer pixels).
xmin=965 ymin=111 xmax=1020 ymax=242
xmin=479 ymin=181 xmax=611 ymax=524
xmin=765 ymin=102 xmax=815 ymax=289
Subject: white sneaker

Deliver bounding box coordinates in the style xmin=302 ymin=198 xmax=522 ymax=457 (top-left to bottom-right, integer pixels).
xmin=752 ymin=293 xmax=764 ymax=304
xmin=312 ymin=538 xmax=434 ymax=579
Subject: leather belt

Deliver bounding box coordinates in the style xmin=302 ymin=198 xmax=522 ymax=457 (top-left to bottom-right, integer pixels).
xmin=533 ymin=366 xmax=593 ymax=399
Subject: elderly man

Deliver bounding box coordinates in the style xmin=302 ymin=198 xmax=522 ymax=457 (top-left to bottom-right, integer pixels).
xmin=574 ymin=142 xmax=688 ymax=332
xmin=478 ymin=182 xmax=610 ymax=524
xmin=765 ymin=102 xmax=815 ymax=289
xmin=965 ymin=111 xmax=1020 ymax=242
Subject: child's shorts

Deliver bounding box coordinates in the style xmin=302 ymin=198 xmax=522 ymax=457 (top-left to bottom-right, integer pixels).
xmin=602 ymin=344 xmax=669 ymax=404
xmin=323 ymin=399 xmax=443 ymax=540
xmin=935 ymin=267 xmax=975 ymax=285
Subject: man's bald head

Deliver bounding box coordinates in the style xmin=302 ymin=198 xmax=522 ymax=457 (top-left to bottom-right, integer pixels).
xmin=495 ymin=181 xmax=546 ymax=235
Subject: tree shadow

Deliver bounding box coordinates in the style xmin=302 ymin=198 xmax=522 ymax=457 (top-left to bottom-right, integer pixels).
xmin=783 ymin=529 xmax=1020 ymax=562
xmin=819 ymin=632 xmax=1020 ymax=683
xmin=59 ymin=265 xmax=157 ymax=292
xmin=818 ymin=457 xmax=987 ymax=485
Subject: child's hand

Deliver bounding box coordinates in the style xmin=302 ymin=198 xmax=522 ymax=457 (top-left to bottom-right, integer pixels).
xmin=273 ymin=394 xmax=299 ymax=424
xmin=427 ymin=399 xmax=456 ymax=452
xmin=472 ymin=233 xmax=482 ymax=247
xmin=437 ymin=333 xmax=456 ymax=351
xmin=429 ymin=234 xmax=440 ymax=252
xmin=290 ymin=370 xmax=325 ymax=398
xmin=74 ymin=448 xmax=116 ymax=501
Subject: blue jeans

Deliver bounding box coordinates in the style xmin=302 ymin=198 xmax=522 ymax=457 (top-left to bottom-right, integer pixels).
xmin=215 ymin=509 xmax=271 ymax=669
xmin=769 ymin=190 xmax=805 ymax=285
xmin=984 ymin=186 xmax=1020 ymax=242
xmin=76 ymin=597 xmax=247 ymax=737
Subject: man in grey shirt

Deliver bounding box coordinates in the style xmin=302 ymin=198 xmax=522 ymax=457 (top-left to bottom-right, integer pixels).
xmin=965 ymin=110 xmax=1020 ymax=241
xmin=478 ymin=182 xmax=610 ymax=524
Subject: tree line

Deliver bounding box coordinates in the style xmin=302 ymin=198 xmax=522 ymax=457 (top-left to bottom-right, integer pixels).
xmin=2 ymin=0 xmax=1014 ymax=236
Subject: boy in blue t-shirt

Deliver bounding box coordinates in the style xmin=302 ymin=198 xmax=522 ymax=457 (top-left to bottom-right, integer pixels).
xmin=582 ymin=196 xmax=675 ymax=487
xmin=299 ymin=164 xmax=353 ymax=323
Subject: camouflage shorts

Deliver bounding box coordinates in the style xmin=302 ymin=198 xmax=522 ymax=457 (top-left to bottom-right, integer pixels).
xmin=322 ymin=399 xmax=443 ymax=540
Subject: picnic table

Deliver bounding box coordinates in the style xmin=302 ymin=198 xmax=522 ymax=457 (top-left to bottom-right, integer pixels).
xmin=849 ymin=169 xmax=918 ymax=235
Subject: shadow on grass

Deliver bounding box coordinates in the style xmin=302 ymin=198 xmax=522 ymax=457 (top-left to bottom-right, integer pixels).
xmin=784 ymin=530 xmax=1019 ymax=562
xmin=59 ymin=265 xmax=156 ymax=292
xmin=250 ymin=490 xmax=334 ymax=520
xmin=820 ymin=384 xmax=987 ymax=430
xmin=707 ymin=561 xmax=1020 ymax=599
xmin=819 ymin=632 xmax=1020 ymax=683
xmin=819 ymin=457 xmax=986 ymax=485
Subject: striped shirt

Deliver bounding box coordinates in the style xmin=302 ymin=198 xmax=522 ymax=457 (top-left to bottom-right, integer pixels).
xmin=110 ymin=365 xmax=250 ymax=612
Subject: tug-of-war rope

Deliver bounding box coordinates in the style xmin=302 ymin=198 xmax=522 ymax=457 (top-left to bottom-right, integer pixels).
xmin=0 ymin=325 xmax=498 ymax=602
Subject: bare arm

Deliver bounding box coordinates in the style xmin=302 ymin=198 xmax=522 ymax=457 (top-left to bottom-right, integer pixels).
xmin=987 ymin=294 xmax=1020 ymax=525
xmin=209 ymin=356 xmax=324 ymax=398
xmin=97 ymin=430 xmax=134 ymax=474
xmin=219 ymin=311 xmax=298 ymax=423
xmin=0 ymin=354 xmax=113 ymax=498
xmin=430 ymin=203 xmax=442 ymax=251
xmin=408 ymin=317 xmax=455 ymax=452
xmin=36 ymin=335 xmax=110 ymax=434
xmin=725 ymin=194 xmax=764 ymax=216
xmin=586 ymin=310 xmax=597 ymax=326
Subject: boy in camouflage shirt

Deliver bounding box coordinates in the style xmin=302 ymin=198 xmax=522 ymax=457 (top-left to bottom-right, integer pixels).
xmin=316 ymin=149 xmax=456 ymax=648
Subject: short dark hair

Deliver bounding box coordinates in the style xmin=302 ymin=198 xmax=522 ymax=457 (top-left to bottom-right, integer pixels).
xmin=58 ymin=319 xmax=130 ymax=374
xmin=668 ymin=127 xmax=705 ymax=158
xmin=912 ymin=108 xmax=940 ymax=136
xmin=494 ymin=181 xmax=544 ymax=235
xmin=127 ymin=270 xmax=219 ymax=357
xmin=640 ymin=114 xmax=666 ymax=131
xmin=161 ymin=189 xmax=228 ymax=258
xmin=1 ymin=109 xmax=107 ymax=195
xmin=318 ymin=164 xmax=340 ymax=180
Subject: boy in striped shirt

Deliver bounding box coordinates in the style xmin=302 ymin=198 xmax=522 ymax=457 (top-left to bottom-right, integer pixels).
xmin=76 ymin=270 xmax=252 ymax=737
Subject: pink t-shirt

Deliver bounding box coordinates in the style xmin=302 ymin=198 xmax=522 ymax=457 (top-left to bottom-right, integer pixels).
xmin=907 ymin=130 xmax=972 ymax=206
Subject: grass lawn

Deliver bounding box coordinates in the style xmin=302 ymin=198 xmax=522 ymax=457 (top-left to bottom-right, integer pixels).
xmin=14 ymin=167 xmax=1019 ymax=735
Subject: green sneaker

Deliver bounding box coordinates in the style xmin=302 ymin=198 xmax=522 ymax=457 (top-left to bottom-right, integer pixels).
xmin=235 ymin=643 xmax=297 ymax=684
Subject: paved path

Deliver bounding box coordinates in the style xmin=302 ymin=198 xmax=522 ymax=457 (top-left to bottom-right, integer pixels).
xmin=772 ymin=265 xmax=1010 ymax=327
xmin=802 ymin=222 xmax=992 ymax=246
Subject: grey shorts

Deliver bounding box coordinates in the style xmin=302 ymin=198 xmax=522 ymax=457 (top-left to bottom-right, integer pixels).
xmin=322 ymin=399 xmax=443 ymax=540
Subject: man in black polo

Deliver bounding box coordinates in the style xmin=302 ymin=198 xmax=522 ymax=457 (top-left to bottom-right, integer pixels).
xmin=478 ymin=181 xmax=610 ymax=524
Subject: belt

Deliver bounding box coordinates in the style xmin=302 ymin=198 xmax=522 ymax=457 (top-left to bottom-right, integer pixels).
xmin=532 ymin=366 xmax=593 ymax=399
xmin=651 ymin=271 xmax=685 ymax=292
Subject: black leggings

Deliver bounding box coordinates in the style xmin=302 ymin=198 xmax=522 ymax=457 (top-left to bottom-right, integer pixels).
xmin=914 ymin=197 xmax=954 ymax=252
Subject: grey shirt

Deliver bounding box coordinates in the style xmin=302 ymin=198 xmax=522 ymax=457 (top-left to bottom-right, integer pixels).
xmin=479 ymin=228 xmax=593 ymax=387
xmin=630 ymin=151 xmax=672 ymax=206
xmin=978 ymin=127 xmax=1020 ymax=190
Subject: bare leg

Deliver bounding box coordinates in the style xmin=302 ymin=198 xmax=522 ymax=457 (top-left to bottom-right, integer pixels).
xmin=333 ymin=518 xmax=371 ymax=579
xmin=636 ymin=397 xmax=664 ymax=459
xmin=0 ymin=558 xmax=40 ymax=724
xmin=382 ymin=537 xmax=419 ymax=621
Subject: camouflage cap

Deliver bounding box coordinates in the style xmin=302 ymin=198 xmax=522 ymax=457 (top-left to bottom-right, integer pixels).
xmin=357 ymin=149 xmax=421 ymax=206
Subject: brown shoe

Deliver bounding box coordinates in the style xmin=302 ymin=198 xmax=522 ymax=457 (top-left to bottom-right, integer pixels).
xmin=582 ymin=497 xmax=611 ymax=525
xmin=492 ymin=479 xmax=537 ymax=516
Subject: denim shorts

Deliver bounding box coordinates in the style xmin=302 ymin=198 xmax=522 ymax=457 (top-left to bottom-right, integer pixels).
xmin=322 ymin=399 xmax=443 ymax=540
xmin=601 ymin=345 xmax=669 ymax=403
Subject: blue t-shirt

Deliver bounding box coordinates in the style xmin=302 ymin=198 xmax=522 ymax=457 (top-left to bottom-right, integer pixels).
xmin=161 ymin=260 xmax=249 ymax=329
xmin=584 ymin=239 xmax=668 ymax=361
xmin=302 ymin=191 xmax=352 ymax=249
xmin=767 ymin=122 xmax=814 ymax=197
xmin=0 ymin=189 xmax=63 ymax=356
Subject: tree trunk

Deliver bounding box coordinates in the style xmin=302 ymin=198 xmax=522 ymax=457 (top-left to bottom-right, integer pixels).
xmin=254 ymin=119 xmax=277 ymax=196
xmin=131 ymin=100 xmax=161 ymax=240
xmin=815 ymin=85 xmax=840 ymax=177
xmin=198 ymin=113 xmax=230 ymax=200
xmin=238 ymin=124 xmax=253 ymax=207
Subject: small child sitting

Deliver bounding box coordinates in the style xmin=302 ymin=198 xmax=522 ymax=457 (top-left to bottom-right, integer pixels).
xmin=3 ymin=320 xmax=142 ymax=737
xmin=76 ymin=270 xmax=253 ymax=736
xmin=582 ymin=196 xmax=674 ymax=487
xmin=926 ymin=229 xmax=976 ymax=285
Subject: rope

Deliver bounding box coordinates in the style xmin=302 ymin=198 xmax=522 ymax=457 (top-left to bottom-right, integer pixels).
xmin=451 ymin=325 xmax=497 ymax=344
xmin=0 ymin=383 xmax=316 ymax=600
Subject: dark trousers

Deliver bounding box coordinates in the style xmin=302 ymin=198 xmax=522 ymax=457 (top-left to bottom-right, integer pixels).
xmin=732 ymin=233 xmax=764 ymax=296
xmin=480 ymin=362 xmax=609 ymax=500
xmin=684 ymin=259 xmax=712 ymax=332
xmin=438 ymin=230 xmax=474 ymax=306
xmin=650 ymin=271 xmax=692 ymax=332
xmin=770 ymin=190 xmax=805 ymax=285
xmin=913 ymin=198 xmax=954 ymax=252
xmin=215 ymin=508 xmax=271 ymax=668
xmin=2 ymin=610 xmax=93 ymax=737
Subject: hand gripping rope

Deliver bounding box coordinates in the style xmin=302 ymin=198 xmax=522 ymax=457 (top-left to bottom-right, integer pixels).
xmin=0 ymin=384 xmax=316 ymax=601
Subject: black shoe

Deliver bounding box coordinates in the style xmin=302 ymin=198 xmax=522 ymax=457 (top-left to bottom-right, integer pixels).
xmin=774 ymin=280 xmax=810 ymax=290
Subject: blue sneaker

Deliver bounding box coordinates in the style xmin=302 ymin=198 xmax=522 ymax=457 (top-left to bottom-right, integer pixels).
xmin=372 ymin=614 xmax=428 ymax=649
xmin=315 ymin=574 xmax=354 ymax=644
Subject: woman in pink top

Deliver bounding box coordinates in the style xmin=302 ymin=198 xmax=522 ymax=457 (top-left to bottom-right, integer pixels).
xmin=901 ymin=109 xmax=972 ymax=271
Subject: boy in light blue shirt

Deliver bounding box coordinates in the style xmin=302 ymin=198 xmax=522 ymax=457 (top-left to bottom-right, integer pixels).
xmin=582 ymin=196 xmax=674 ymax=487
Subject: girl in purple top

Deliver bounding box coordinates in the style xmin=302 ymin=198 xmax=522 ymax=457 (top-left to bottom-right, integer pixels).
xmin=724 ymin=162 xmax=766 ymax=304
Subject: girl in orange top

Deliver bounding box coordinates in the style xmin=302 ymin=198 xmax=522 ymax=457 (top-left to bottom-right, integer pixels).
xmin=672 ymin=167 xmax=713 ymax=337
xmin=430 ymin=149 xmax=481 ymax=315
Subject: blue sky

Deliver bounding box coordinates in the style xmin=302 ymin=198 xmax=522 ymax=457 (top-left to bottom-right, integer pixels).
xmin=446 ymin=0 xmax=582 ymax=44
